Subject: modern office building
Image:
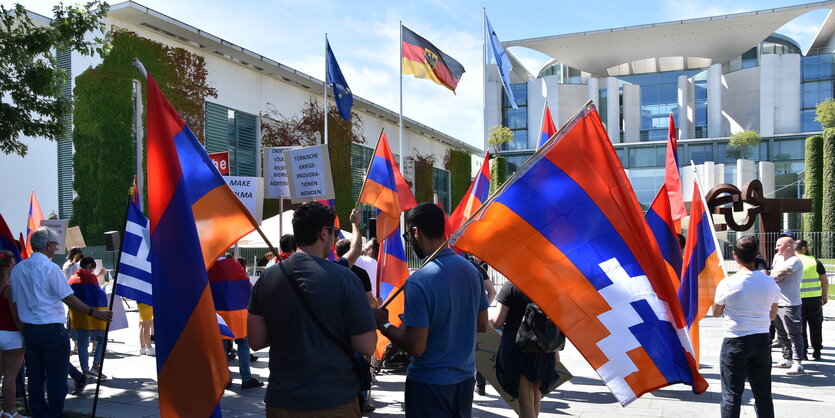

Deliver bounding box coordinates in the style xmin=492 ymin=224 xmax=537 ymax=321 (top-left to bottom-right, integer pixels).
xmin=486 ymin=1 xmax=835 ymax=226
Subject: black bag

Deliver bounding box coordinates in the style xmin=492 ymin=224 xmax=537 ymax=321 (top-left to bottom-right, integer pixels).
xmin=279 ymin=260 xmax=372 ymax=392
xmin=515 ymin=302 xmax=564 ymax=354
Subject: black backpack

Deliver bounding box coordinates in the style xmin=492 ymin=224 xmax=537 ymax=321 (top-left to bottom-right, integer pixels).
xmin=515 ymin=303 xmax=564 ymax=354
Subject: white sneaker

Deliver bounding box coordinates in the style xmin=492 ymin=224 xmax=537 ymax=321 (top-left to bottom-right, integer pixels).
xmin=140 ymin=347 xmax=148 ymax=356
xmin=147 ymin=347 xmax=156 ymax=356
xmin=776 ymin=359 xmax=793 ymax=368
xmin=787 ymin=363 xmax=806 ymax=375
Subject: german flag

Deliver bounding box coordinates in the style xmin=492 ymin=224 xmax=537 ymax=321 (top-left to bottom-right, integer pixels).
xmin=401 ymin=25 xmax=465 ymax=92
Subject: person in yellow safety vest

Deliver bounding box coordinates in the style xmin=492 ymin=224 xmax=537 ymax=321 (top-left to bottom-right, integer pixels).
xmin=794 ymin=240 xmax=828 ymax=361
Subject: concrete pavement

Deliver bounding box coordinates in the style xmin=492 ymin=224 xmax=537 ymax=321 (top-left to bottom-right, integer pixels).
xmin=63 ymin=301 xmax=835 ymax=417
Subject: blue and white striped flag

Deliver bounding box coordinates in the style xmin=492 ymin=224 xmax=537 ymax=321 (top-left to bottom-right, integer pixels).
xmin=216 ymin=314 xmax=236 ymax=339
xmin=115 ymin=200 xmax=153 ymax=305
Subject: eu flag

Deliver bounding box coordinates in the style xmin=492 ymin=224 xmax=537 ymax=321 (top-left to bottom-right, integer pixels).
xmin=326 ymin=40 xmax=353 ymax=122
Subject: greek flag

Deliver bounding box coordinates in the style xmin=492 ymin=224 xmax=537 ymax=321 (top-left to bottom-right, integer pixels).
xmin=216 ymin=314 xmax=235 ymax=339
xmin=115 ymin=200 xmax=153 ymax=305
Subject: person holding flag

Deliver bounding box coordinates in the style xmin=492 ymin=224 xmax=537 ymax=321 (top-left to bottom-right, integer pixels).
xmin=372 ymin=203 xmax=488 ymax=417
xmin=68 ymin=257 xmax=108 ymax=379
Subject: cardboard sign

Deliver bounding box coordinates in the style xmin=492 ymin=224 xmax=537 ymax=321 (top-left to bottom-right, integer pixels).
xmin=223 ymin=176 xmax=263 ymax=224
xmin=209 ymin=151 xmax=230 ymax=175
xmin=263 ymin=146 xmax=295 ymax=198
xmin=39 ymin=219 xmax=68 ymax=254
xmin=65 ymin=226 xmax=86 ymax=249
xmin=284 ymin=145 xmax=335 ymax=203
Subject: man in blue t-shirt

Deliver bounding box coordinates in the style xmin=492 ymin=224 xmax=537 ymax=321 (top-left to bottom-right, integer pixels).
xmin=373 ymin=203 xmax=489 ymax=417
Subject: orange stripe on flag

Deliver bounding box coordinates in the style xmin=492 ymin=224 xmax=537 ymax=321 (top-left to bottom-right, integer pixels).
xmin=217 ymin=310 xmax=248 ymax=340
xmin=375 ymin=286 xmax=404 ymax=360
xmin=193 ymin=186 xmax=256 ymax=268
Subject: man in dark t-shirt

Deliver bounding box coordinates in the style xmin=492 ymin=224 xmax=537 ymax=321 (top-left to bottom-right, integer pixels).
xmin=248 ymin=202 xmax=377 ymax=416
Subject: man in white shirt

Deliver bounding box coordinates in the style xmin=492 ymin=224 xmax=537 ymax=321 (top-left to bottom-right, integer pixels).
xmin=354 ymin=238 xmax=379 ymax=303
xmin=713 ymin=236 xmax=781 ymax=418
xmin=10 ymin=227 xmax=112 ymax=417
xmin=770 ymin=235 xmax=806 ymax=375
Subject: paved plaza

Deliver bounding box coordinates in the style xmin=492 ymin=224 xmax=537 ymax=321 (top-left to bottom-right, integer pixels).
xmin=63 ymin=301 xmax=835 ymax=417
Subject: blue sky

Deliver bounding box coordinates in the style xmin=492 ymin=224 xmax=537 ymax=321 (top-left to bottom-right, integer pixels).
xmin=7 ymin=0 xmax=831 ymax=150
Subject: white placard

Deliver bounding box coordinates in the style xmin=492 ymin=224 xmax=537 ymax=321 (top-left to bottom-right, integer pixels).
xmin=284 ymin=145 xmax=335 ymax=203
xmin=263 ymin=146 xmax=296 ymax=198
xmin=39 ymin=219 xmax=69 ymax=254
xmin=223 ymin=176 xmax=264 ymax=224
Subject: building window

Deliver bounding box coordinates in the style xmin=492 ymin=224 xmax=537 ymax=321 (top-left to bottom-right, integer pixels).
xmin=687 ymin=143 xmax=713 ymax=164
xmin=500 ymin=83 xmax=529 ymax=151
xmin=620 ymin=69 xmax=707 ymax=142
xmin=801 ymin=54 xmax=835 ymax=132
xmin=627 ymin=146 xmax=664 ymax=168
xmin=432 ymin=168 xmax=451 ymax=210
xmin=351 ymin=143 xmax=376 ymax=231
xmin=505 ymin=152 xmax=534 ymax=176
xmin=205 ymin=102 xmax=257 ymax=176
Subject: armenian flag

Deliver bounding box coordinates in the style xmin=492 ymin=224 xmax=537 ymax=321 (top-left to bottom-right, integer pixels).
xmin=448 ymin=152 xmax=490 ymax=232
xmin=208 ymin=258 xmax=252 ymax=340
xmin=374 ymin=227 xmax=410 ymax=359
xmin=358 ymin=131 xmax=416 ymax=240
xmin=666 ymin=114 xmax=686 ymax=226
xmin=538 ymin=103 xmax=557 ymax=149
xmin=69 ymin=273 xmax=108 ymax=331
xmin=25 ymin=191 xmax=44 ymax=256
xmin=0 ymin=214 xmax=22 ymax=262
xmin=401 ymin=25 xmax=465 ymax=92
xmin=679 ymin=179 xmax=725 ymax=365
xmin=147 ymin=72 xmax=257 ymax=416
xmin=449 ymin=103 xmax=707 ymax=405
xmin=645 ymin=185 xmax=683 ymax=288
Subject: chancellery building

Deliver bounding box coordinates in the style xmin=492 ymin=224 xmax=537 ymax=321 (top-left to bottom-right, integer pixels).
xmin=486 ymin=1 xmax=835 ymax=229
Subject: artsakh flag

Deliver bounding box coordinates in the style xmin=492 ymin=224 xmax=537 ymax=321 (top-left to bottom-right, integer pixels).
xmin=401 ymin=25 xmax=465 ymax=92
xmin=208 ymin=258 xmax=252 ymax=340
xmin=645 ymin=184 xmax=683 ymax=289
xmin=374 ymin=227 xmax=410 ymax=359
xmin=146 ymin=73 xmax=257 ymax=417
xmin=358 ymin=131 xmax=417 ymax=240
xmin=679 ymin=179 xmax=725 ymax=365
xmin=25 ymin=191 xmax=44 ymax=256
xmin=448 ymin=152 xmax=490 ymax=232
xmin=0 ymin=214 xmax=22 ymax=263
xmin=538 ymin=102 xmax=558 ymax=149
xmin=666 ymin=114 xmax=686 ymax=227
xmin=449 ymin=103 xmax=707 ymax=405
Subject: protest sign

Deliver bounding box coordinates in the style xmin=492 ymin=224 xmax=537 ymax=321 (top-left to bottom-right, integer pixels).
xmin=263 ymin=146 xmax=295 ymax=198
xmin=284 ymin=145 xmax=335 ymax=203
xmin=40 ymin=219 xmax=68 ymax=254
xmin=223 ymin=176 xmax=264 ymax=224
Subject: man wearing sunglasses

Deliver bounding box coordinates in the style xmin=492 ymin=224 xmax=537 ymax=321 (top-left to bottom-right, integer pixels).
xmin=373 ymin=203 xmax=489 ymax=417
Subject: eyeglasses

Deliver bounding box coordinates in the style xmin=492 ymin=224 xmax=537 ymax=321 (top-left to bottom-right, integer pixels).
xmin=402 ymin=228 xmax=412 ymax=243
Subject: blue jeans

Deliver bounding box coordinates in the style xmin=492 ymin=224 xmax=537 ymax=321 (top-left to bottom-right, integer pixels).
xmin=22 ymin=324 xmax=70 ymax=418
xmin=405 ymin=377 xmax=474 ymax=418
xmin=235 ymin=337 xmax=251 ymax=381
xmin=720 ymin=333 xmax=773 ymax=418
xmin=75 ymin=329 xmax=104 ymax=371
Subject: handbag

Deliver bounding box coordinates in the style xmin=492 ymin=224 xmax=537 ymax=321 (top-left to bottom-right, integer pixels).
xmin=278 ymin=259 xmax=373 ymax=391
xmin=515 ymin=302 xmax=564 ymax=354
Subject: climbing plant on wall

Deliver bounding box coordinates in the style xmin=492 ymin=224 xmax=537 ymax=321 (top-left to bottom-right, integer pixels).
xmin=407 ymin=150 xmax=437 ymax=205
xmin=444 ymin=148 xmax=471 ymax=211
xmin=804 ymin=135 xmax=823 ymax=235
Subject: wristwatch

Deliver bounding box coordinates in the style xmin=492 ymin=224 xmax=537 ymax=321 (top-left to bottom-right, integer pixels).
xmin=381 ymin=322 xmax=393 ymax=334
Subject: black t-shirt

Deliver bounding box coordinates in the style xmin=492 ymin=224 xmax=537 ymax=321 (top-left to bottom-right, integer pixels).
xmin=350 ymin=265 xmax=372 ymax=293
xmin=816 ymin=259 xmax=827 ymax=275
xmin=248 ymin=253 xmax=376 ymax=410
xmin=754 ymin=256 xmax=768 ymax=273
xmin=496 ymin=282 xmax=531 ymax=331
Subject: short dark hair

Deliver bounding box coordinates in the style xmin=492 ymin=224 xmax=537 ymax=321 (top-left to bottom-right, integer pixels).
xmin=292 ymin=202 xmax=336 ymax=246
xmin=733 ymin=236 xmax=759 ymax=264
xmin=335 ymin=238 xmax=351 ymax=257
xmin=279 ymin=234 xmax=297 ymax=253
xmin=795 ymin=239 xmax=809 ymax=252
xmin=80 ymin=257 xmax=96 ymax=270
xmin=406 ymin=202 xmax=446 ymax=240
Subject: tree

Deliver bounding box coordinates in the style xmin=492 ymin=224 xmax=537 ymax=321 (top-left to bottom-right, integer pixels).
xmin=487 ymin=126 xmax=513 ymax=194
xmin=487 ymin=125 xmax=514 ymax=152
xmin=725 ymin=130 xmax=761 ymax=160
xmin=815 ymin=98 xmax=835 ymax=129
xmin=0 ymin=2 xmax=109 ymax=156
xmin=443 ymin=149 xmax=471 ymax=211
xmin=407 ymin=150 xmax=436 ymax=204
xmin=804 ymin=135 xmax=823 ymax=235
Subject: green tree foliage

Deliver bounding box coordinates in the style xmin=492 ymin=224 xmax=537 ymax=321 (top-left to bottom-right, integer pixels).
xmin=725 ymin=130 xmax=761 ymax=160
xmin=72 ymin=30 xmax=216 ymax=244
xmin=0 ymin=1 xmax=109 ymax=156
xmin=443 ymin=148 xmax=471 ymax=211
xmin=408 ymin=150 xmax=436 ymax=204
xmin=804 ymin=135 xmax=823 ymax=234
xmin=487 ymin=125 xmax=514 ymax=152
xmin=490 ymin=156 xmax=507 ymax=196
xmin=259 ymin=100 xmax=365 ymax=225
xmin=815 ymin=98 xmax=835 ymax=129
xmin=823 ymin=128 xmax=835 ymax=257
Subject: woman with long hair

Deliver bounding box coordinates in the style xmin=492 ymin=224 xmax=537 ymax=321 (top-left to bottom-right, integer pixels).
xmin=0 ymin=250 xmax=26 ymax=417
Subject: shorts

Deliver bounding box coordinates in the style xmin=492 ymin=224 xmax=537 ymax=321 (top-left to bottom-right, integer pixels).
xmin=138 ymin=303 xmax=153 ymax=322
xmin=0 ymin=330 xmax=23 ymax=350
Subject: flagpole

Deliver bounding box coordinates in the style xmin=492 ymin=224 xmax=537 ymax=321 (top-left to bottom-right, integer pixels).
xmin=91 ymin=195 xmax=133 ymax=418
xmin=482 ymin=8 xmax=488 ymax=151
xmin=354 ymin=128 xmax=386 ymax=209
xmin=399 ymin=22 xmax=405 ymax=234
xmin=324 ymin=33 xmax=329 ymax=145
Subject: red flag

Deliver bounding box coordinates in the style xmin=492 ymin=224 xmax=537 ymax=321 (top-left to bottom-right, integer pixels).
xmin=538 ymin=102 xmax=558 ymax=149
xmin=666 ymin=114 xmax=686 ymax=227
xmin=25 ymin=191 xmax=44 ymax=255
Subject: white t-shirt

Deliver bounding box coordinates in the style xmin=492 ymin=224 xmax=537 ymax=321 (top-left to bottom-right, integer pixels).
xmin=353 ymin=255 xmax=378 ymax=297
xmin=714 ymin=269 xmax=781 ymax=338
xmin=62 ymin=260 xmax=80 ymax=280
xmin=771 ymin=254 xmax=803 ymax=306
xmin=11 ymin=252 xmax=74 ymax=324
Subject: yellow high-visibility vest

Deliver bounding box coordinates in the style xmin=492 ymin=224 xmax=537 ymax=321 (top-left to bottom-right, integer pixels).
xmin=798 ymin=254 xmax=822 ymax=298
